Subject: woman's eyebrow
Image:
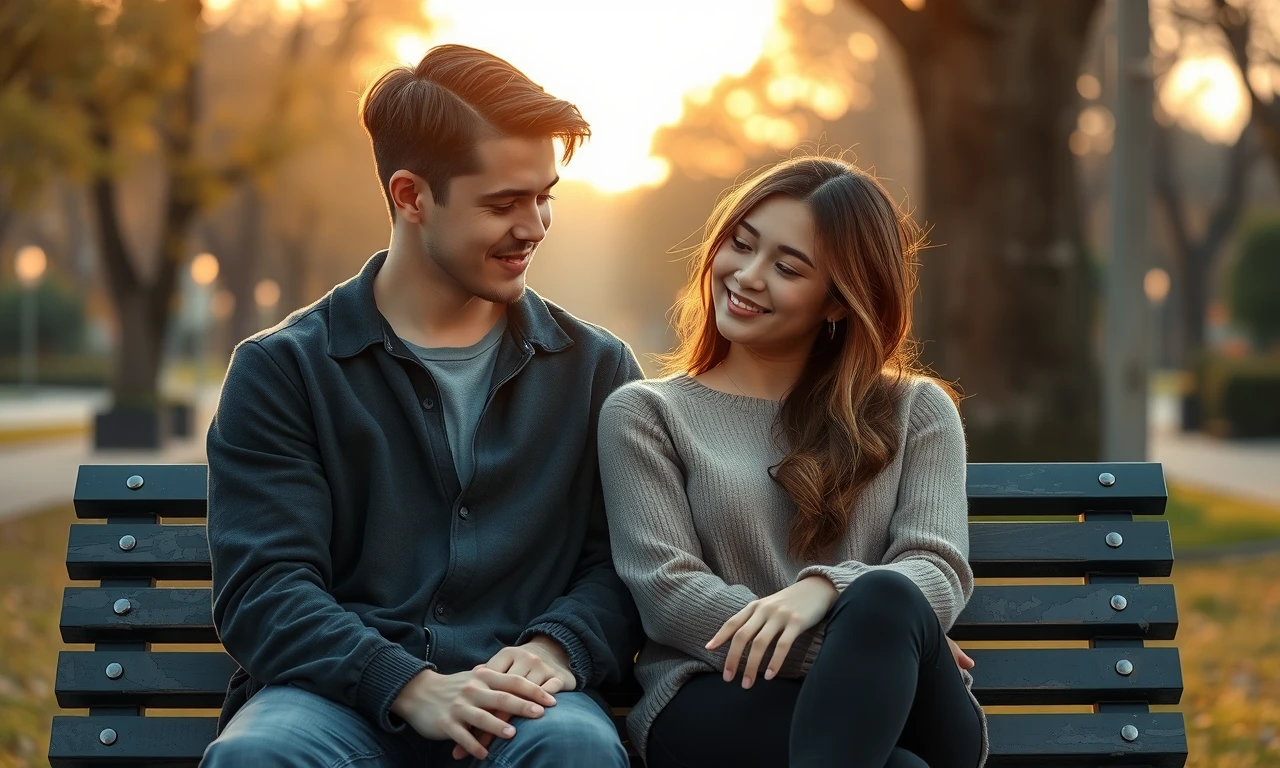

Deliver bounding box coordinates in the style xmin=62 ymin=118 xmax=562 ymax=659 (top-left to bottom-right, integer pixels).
xmin=741 ymin=219 xmax=813 ymax=267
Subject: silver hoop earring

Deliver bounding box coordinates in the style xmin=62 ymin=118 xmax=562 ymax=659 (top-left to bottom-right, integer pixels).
xmin=828 ymin=319 xmax=836 ymax=340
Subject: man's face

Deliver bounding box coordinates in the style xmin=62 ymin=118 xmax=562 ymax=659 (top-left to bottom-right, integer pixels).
xmin=420 ymin=136 xmax=558 ymax=304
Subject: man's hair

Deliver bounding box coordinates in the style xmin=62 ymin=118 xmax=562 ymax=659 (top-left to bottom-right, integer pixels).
xmin=359 ymin=44 xmax=590 ymax=218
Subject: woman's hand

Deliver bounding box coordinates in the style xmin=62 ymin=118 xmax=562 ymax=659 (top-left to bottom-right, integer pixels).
xmin=706 ymin=576 xmax=838 ymax=689
xmin=947 ymin=636 xmax=975 ymax=671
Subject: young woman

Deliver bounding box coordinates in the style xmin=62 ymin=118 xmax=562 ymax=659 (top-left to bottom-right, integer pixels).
xmin=597 ymin=156 xmax=987 ymax=768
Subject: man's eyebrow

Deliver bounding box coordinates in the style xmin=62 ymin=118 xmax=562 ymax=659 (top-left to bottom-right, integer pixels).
xmin=479 ymin=176 xmax=560 ymax=202
xmin=740 ymin=219 xmax=814 ymax=267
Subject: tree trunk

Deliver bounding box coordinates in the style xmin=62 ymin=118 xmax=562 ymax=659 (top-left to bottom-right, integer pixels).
xmin=89 ymin=44 xmax=201 ymax=408
xmin=856 ymin=0 xmax=1102 ymax=461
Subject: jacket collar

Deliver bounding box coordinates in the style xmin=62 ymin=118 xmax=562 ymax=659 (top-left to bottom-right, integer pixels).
xmin=327 ymin=250 xmax=573 ymax=358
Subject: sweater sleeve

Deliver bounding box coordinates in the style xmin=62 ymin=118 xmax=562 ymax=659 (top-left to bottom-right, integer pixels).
xmin=797 ymin=380 xmax=973 ymax=631
xmin=598 ymin=388 xmax=816 ymax=674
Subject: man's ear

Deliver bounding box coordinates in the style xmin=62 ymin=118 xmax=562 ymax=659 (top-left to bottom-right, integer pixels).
xmin=389 ymin=171 xmax=433 ymax=225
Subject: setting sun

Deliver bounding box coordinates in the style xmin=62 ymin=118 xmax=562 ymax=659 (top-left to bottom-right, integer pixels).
xmin=1159 ymin=54 xmax=1250 ymax=144
xmin=392 ymin=0 xmax=781 ymax=193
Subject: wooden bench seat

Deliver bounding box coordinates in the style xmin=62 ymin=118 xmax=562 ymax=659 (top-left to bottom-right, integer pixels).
xmin=51 ymin=462 xmax=1189 ymax=767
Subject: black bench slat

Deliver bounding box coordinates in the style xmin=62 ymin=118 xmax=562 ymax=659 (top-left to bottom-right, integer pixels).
xmin=55 ymin=652 xmax=238 ymax=709
xmin=67 ymin=525 xmax=212 ymax=582
xmin=61 ymin=588 xmax=217 ymax=644
xmin=953 ymin=584 xmax=1179 ymax=641
xmin=51 ymin=647 xmax=1182 ymax=710
xmin=969 ymin=648 xmax=1182 ymax=705
xmin=70 ymin=462 xmax=1168 ymax=522
xmin=970 ymin=521 xmax=1172 ymax=578
xmin=62 ymin=520 xmax=1174 ymax=583
xmin=59 ymin=584 xmax=1178 ymax=645
xmin=49 ymin=715 xmax=216 ymax=767
xmin=74 ymin=465 xmax=208 ymax=520
xmin=47 ymin=713 xmax=1190 ymax=768
xmin=985 ymin=712 xmax=1187 ymax=767
xmin=967 ymin=462 xmax=1167 ymax=517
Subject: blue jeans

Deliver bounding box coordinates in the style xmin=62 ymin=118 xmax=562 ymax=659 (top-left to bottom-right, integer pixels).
xmin=200 ymin=684 xmax=628 ymax=768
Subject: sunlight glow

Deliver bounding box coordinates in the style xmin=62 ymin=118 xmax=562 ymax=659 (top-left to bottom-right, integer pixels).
xmin=1159 ymin=54 xmax=1250 ymax=144
xmin=393 ymin=0 xmax=781 ymax=193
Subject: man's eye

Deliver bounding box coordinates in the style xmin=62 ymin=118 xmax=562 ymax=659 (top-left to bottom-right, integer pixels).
xmin=537 ymin=194 xmax=556 ymax=204
xmin=491 ymin=203 xmax=516 ymax=213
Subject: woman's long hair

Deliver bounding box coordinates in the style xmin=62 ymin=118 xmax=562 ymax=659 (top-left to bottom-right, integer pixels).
xmin=662 ymin=155 xmax=960 ymax=562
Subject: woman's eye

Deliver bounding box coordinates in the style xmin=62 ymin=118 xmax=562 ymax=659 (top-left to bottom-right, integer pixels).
xmin=776 ymin=263 xmax=799 ymax=277
xmin=731 ymin=237 xmax=750 ymax=252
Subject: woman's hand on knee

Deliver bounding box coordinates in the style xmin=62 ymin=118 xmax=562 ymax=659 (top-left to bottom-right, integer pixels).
xmin=706 ymin=576 xmax=838 ymax=689
xmin=946 ymin=636 xmax=975 ymax=671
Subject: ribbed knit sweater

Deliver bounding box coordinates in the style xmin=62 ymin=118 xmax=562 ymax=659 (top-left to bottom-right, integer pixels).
xmin=598 ymin=373 xmax=988 ymax=766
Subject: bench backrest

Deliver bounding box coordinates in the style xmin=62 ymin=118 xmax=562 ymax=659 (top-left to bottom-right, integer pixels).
xmin=50 ymin=462 xmax=1188 ymax=767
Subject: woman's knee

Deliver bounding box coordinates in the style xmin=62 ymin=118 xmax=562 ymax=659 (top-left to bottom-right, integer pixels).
xmin=828 ymin=570 xmax=932 ymax=630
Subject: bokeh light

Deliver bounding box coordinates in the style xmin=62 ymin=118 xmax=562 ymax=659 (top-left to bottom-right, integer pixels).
xmin=190 ymin=253 xmax=220 ymax=286
xmin=14 ymin=246 xmax=47 ymax=287
xmin=254 ymin=279 xmax=281 ymax=309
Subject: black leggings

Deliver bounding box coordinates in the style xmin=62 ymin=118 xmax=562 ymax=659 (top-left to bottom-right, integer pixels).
xmin=647 ymin=570 xmax=983 ymax=768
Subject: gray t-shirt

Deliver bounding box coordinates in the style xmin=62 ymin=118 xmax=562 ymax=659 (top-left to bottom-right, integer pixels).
xmin=401 ymin=315 xmax=507 ymax=489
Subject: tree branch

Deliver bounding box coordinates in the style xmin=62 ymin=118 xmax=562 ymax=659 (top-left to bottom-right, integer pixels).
xmin=1203 ymin=125 xmax=1257 ymax=256
xmin=1152 ymin=123 xmax=1194 ymax=263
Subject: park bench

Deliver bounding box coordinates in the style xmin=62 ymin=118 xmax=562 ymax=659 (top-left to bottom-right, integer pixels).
xmin=50 ymin=461 xmax=1188 ymax=767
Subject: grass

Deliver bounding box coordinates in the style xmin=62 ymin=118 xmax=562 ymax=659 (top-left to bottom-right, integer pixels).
xmin=1 ymin=484 xmax=1279 ymax=766
xmin=0 ymin=505 xmax=75 ymax=768
xmin=1165 ymin=482 xmax=1280 ymax=550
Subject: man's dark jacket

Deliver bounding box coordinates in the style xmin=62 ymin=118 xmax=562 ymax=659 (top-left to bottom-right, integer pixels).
xmin=206 ymin=251 xmax=644 ymax=732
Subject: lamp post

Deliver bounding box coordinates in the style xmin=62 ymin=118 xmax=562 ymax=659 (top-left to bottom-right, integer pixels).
xmin=254 ymin=278 xmax=280 ymax=329
xmin=1144 ymin=267 xmax=1171 ymax=369
xmin=14 ymin=246 xmax=48 ymax=392
xmin=189 ymin=253 xmax=219 ymax=391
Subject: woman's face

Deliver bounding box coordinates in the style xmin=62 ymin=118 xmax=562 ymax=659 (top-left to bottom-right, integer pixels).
xmin=710 ymin=195 xmax=840 ymax=355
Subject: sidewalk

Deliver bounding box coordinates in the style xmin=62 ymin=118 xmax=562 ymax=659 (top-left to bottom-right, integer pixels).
xmin=1150 ymin=430 xmax=1280 ymax=507
xmin=0 ymin=388 xmax=218 ymax=523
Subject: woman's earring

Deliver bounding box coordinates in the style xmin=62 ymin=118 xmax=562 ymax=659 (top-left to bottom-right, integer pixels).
xmin=828 ymin=319 xmax=836 ymax=340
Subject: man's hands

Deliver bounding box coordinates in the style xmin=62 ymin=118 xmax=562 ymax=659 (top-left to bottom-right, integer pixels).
xmin=706 ymin=576 xmax=838 ymax=689
xmin=487 ymin=635 xmax=577 ymax=694
xmin=391 ymin=666 xmax=555 ymax=761
xmin=447 ymin=636 xmax=577 ymax=760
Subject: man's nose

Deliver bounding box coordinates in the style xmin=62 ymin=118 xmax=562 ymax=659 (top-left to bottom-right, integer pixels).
xmin=511 ymin=203 xmax=548 ymax=243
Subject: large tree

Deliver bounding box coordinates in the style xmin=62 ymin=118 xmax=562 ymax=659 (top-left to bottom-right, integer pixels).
xmin=852 ymin=0 xmax=1103 ymax=460
xmin=6 ymin=0 xmax=395 ymax=429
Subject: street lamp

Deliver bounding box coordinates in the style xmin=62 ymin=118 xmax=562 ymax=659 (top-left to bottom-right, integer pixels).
xmin=14 ymin=246 xmax=48 ymax=391
xmin=190 ymin=253 xmax=219 ymax=392
xmin=254 ymin=278 xmax=280 ymax=328
xmin=1144 ymin=267 xmax=1171 ymax=372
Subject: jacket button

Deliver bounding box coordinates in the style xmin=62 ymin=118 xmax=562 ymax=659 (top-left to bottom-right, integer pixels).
xmin=421 ymin=397 xmax=435 ymax=410
xmin=435 ymin=604 xmax=446 ymax=617
xmin=458 ymin=506 xmax=470 ymax=520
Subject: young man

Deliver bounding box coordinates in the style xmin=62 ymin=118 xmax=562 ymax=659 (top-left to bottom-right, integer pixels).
xmin=201 ymin=45 xmax=642 ymax=768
